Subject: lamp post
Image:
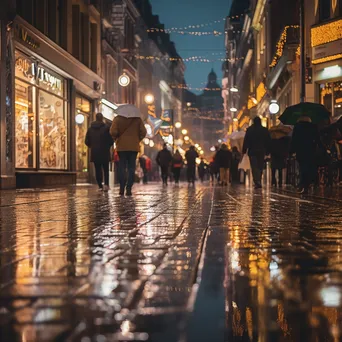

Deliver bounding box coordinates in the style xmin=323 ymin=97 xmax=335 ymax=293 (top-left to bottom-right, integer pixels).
xmin=300 ymin=0 xmax=306 ymax=103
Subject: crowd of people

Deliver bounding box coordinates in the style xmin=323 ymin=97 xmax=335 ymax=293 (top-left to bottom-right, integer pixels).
xmin=85 ymin=110 xmax=342 ymax=196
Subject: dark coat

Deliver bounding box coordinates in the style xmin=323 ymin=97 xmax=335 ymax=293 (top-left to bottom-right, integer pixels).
xmin=270 ymin=137 xmax=290 ymax=169
xmin=243 ymin=124 xmax=271 ymax=156
xmin=215 ymin=147 xmax=232 ymax=168
xmin=172 ymin=154 xmax=183 ymax=168
xmin=290 ymin=120 xmax=321 ymax=163
xmin=185 ymin=149 xmax=199 ymax=166
xmin=156 ymin=148 xmax=173 ymax=168
xmin=85 ymin=121 xmax=114 ymax=163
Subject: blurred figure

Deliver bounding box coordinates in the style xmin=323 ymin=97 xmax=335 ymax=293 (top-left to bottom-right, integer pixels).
xmin=270 ymin=137 xmax=290 ymax=187
xmin=215 ymin=144 xmax=232 ymax=186
xmin=110 ymin=113 xmax=146 ymax=196
xmin=290 ymin=116 xmax=322 ymax=194
xmin=139 ymin=155 xmax=149 ymax=184
xmin=185 ymin=145 xmax=199 ymax=185
xmin=172 ymin=150 xmax=183 ymax=184
xmin=85 ymin=113 xmax=114 ymax=192
xmin=231 ymin=146 xmax=241 ymax=183
xmin=198 ymin=158 xmax=206 ymax=182
xmin=156 ymin=144 xmax=172 ymax=186
xmin=242 ymin=117 xmax=271 ymax=189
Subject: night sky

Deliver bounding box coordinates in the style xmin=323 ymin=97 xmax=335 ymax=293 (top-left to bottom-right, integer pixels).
xmin=149 ymin=0 xmax=232 ymax=94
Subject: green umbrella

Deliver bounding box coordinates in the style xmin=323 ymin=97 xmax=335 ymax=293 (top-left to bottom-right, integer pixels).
xmin=279 ymin=102 xmax=331 ymax=125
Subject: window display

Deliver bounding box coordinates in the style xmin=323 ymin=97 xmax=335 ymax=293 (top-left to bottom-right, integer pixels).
xmin=15 ymin=79 xmax=36 ymax=168
xmin=15 ymin=50 xmax=68 ymax=170
xmin=319 ymin=81 xmax=342 ymax=118
xmin=39 ymin=91 xmax=67 ymax=169
xmin=75 ymin=96 xmax=91 ymax=173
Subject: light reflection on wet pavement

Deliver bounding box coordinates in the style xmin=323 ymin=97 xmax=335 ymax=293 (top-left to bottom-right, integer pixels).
xmin=0 ymin=184 xmax=341 ymax=341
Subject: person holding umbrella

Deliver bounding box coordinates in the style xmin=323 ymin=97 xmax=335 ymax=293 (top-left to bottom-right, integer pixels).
xmin=279 ymin=102 xmax=331 ymax=194
xmin=110 ymin=104 xmax=147 ymax=196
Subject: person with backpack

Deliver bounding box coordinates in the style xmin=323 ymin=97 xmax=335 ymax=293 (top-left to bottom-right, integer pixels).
xmin=156 ymin=144 xmax=173 ymax=186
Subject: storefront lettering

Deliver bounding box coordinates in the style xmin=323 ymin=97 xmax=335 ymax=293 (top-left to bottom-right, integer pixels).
xmin=15 ymin=57 xmax=62 ymax=91
xmin=15 ymin=25 xmax=40 ymax=50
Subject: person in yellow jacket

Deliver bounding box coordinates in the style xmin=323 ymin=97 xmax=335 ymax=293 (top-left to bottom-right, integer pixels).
xmin=110 ymin=115 xmax=146 ymax=196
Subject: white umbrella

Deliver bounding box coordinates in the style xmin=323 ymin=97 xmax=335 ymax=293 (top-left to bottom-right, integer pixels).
xmin=116 ymin=104 xmax=141 ymax=118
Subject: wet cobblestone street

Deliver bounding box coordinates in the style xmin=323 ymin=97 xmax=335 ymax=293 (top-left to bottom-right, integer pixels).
xmin=0 ymin=184 xmax=342 ymax=342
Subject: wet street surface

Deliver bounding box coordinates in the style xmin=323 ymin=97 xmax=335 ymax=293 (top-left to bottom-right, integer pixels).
xmin=0 ymin=184 xmax=342 ymax=341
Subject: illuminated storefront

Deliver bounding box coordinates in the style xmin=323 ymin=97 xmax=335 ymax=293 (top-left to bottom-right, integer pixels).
xmin=15 ymin=51 xmax=68 ymax=170
xmin=312 ymin=19 xmax=342 ymax=119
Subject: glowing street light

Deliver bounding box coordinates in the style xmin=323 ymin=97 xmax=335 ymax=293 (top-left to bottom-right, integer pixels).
xmin=144 ymin=93 xmax=155 ymax=104
xmin=118 ymin=73 xmax=130 ymax=87
xmin=230 ymin=107 xmax=238 ymax=112
xmin=269 ymin=100 xmax=280 ymax=114
xmin=182 ymin=129 xmax=188 ymax=135
xmin=175 ymin=122 xmax=182 ymax=129
xmin=230 ymin=86 xmax=239 ymax=92
xmin=184 ymin=136 xmax=190 ymax=141
xmin=195 ymin=143 xmax=199 ymax=148
xmin=75 ymin=113 xmax=85 ymax=124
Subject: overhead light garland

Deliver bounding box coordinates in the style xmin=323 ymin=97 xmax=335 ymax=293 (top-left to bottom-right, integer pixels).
xmin=311 ymin=19 xmax=342 ymax=47
xmin=269 ymin=25 xmax=299 ymax=68
xmin=135 ymin=55 xmax=244 ymax=63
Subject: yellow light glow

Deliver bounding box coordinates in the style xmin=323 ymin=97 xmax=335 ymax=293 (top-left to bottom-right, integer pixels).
xmin=144 ymin=94 xmax=154 ymax=104
xmin=175 ymin=122 xmax=182 ymax=129
xmin=311 ymin=19 xmax=342 ymax=47
xmin=184 ymin=136 xmax=190 ymax=141
xmin=312 ymin=54 xmax=342 ymax=65
xmin=182 ymin=129 xmax=188 ymax=135
xmin=256 ymin=82 xmax=267 ymax=102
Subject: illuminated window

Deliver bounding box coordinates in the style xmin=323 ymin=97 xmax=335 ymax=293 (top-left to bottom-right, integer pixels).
xmin=319 ymin=81 xmax=342 ymax=117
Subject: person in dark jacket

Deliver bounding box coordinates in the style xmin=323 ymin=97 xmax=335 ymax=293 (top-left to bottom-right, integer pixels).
xmin=198 ymin=158 xmax=207 ymax=182
xmin=172 ymin=150 xmax=183 ymax=184
xmin=231 ymin=146 xmax=241 ymax=183
xmin=290 ymin=116 xmax=323 ymax=194
xmin=85 ymin=113 xmax=114 ymax=191
xmin=270 ymin=136 xmax=290 ymax=187
xmin=185 ymin=146 xmax=199 ymax=185
xmin=242 ymin=117 xmax=271 ymax=189
xmin=215 ymin=144 xmax=232 ymax=186
xmin=156 ymin=144 xmax=173 ymax=185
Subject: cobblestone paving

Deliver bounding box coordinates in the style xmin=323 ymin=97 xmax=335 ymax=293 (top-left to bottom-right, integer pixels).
xmin=0 ymin=184 xmax=341 ymax=342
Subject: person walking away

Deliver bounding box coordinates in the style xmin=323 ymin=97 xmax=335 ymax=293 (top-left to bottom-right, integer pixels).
xmin=290 ymin=116 xmax=322 ymax=194
xmin=156 ymin=144 xmax=172 ymax=185
xmin=110 ymin=114 xmax=146 ymax=196
xmin=231 ymin=146 xmax=241 ymax=183
xmin=270 ymin=136 xmax=290 ymax=187
xmin=172 ymin=150 xmax=183 ymax=184
xmin=215 ymin=144 xmax=232 ymax=186
xmin=198 ymin=158 xmax=206 ymax=182
xmin=139 ymin=155 xmax=148 ymax=184
xmin=185 ymin=146 xmax=199 ymax=185
xmin=85 ymin=113 xmax=114 ymax=192
xmin=242 ymin=117 xmax=271 ymax=189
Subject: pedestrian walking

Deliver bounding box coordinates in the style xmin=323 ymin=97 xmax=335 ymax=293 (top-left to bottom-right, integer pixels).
xmin=231 ymin=146 xmax=241 ymax=183
xmin=242 ymin=117 xmax=271 ymax=189
xmin=290 ymin=116 xmax=322 ymax=194
xmin=172 ymin=150 xmax=183 ymax=184
xmin=139 ymin=155 xmax=148 ymax=184
xmin=198 ymin=158 xmax=207 ymax=182
xmin=156 ymin=144 xmax=172 ymax=185
xmin=85 ymin=113 xmax=114 ymax=192
xmin=215 ymin=144 xmax=232 ymax=186
xmin=185 ymin=145 xmax=199 ymax=185
xmin=110 ymin=111 xmax=146 ymax=196
xmin=270 ymin=136 xmax=290 ymax=187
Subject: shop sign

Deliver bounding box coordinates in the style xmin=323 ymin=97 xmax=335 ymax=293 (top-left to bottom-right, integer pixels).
xmin=312 ymin=39 xmax=342 ymax=63
xmin=15 ymin=57 xmax=62 ymax=91
xmin=15 ymin=24 xmax=40 ymax=50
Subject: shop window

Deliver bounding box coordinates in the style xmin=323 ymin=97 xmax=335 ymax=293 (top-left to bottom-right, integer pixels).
xmin=39 ymin=91 xmax=67 ymax=169
xmin=319 ymin=81 xmax=342 ymax=117
xmin=15 ymin=51 xmax=68 ymax=171
xmin=15 ymin=79 xmax=37 ymax=168
xmin=75 ymin=96 xmax=91 ymax=173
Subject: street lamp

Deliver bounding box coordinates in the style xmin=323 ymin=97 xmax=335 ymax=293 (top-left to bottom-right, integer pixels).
xmin=269 ymin=100 xmax=280 ymax=114
xmin=230 ymin=86 xmax=239 ymax=92
xmin=144 ymin=93 xmax=155 ymax=104
xmin=175 ymin=121 xmax=182 ymax=129
xmin=186 ymin=102 xmax=192 ymax=107
xmin=182 ymin=129 xmax=188 ymax=135
xmin=118 ymin=73 xmax=130 ymax=87
xmin=195 ymin=143 xmax=199 ymax=148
